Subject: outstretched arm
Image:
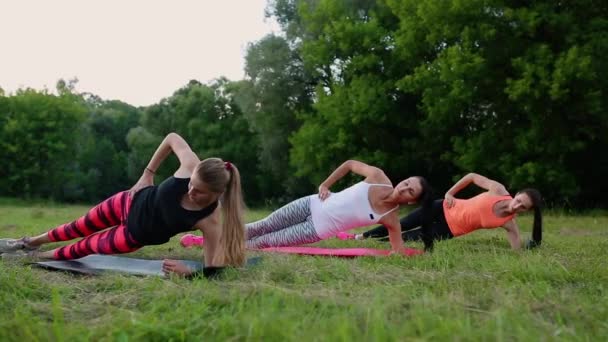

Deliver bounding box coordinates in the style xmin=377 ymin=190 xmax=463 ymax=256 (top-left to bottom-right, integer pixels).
xmin=198 ymin=207 xmax=223 ymax=267
xmin=131 ymin=133 xmax=200 ymax=193
xmin=503 ymin=219 xmax=522 ymax=250
xmin=161 ymin=207 xmax=223 ymax=277
xmin=380 ymin=215 xmax=406 ymax=253
xmin=318 ymin=160 xmax=389 ymax=200
xmin=444 ymin=173 xmax=509 ymax=207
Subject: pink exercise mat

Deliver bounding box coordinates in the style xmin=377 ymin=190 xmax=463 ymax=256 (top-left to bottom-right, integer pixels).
xmin=256 ymin=246 xmax=423 ymax=257
xmin=180 ymin=234 xmax=423 ymax=257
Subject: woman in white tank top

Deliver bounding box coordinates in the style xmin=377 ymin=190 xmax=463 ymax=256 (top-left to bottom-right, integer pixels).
xmin=246 ymin=160 xmax=432 ymax=253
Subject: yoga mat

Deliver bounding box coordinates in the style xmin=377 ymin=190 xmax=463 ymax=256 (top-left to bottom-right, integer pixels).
xmin=34 ymin=254 xmax=261 ymax=277
xmin=257 ymin=246 xmax=423 ymax=257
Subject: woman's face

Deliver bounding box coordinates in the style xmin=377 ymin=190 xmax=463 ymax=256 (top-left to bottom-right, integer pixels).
xmin=188 ymin=175 xmax=222 ymax=206
xmin=509 ymin=193 xmax=533 ymax=213
xmin=394 ymin=177 xmax=423 ymax=203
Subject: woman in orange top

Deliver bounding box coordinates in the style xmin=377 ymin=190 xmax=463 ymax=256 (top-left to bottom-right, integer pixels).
xmin=356 ymin=173 xmax=543 ymax=251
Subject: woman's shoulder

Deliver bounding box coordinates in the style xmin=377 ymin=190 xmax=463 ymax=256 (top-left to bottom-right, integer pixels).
xmin=362 ymin=181 xmax=394 ymax=201
xmin=480 ymin=191 xmax=512 ymax=199
xmin=157 ymin=176 xmax=189 ymax=193
xmin=361 ymin=180 xmax=393 ymax=188
xmin=171 ymin=176 xmax=190 ymax=182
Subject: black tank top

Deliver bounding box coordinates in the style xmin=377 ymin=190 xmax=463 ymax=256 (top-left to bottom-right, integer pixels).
xmin=127 ymin=177 xmax=218 ymax=245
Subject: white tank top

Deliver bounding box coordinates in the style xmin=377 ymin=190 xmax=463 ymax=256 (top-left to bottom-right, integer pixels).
xmin=310 ymin=181 xmax=399 ymax=239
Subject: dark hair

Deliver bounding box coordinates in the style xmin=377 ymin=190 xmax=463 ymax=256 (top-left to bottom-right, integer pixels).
xmin=520 ymin=188 xmax=543 ymax=249
xmin=415 ymin=176 xmax=436 ymax=252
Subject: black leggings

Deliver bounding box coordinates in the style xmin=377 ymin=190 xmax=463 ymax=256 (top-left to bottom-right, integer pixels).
xmin=362 ymin=200 xmax=454 ymax=242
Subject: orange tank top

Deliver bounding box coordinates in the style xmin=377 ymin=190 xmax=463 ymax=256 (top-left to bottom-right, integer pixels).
xmin=443 ymin=192 xmax=515 ymax=237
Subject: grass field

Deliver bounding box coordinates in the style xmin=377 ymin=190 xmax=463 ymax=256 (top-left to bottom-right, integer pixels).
xmin=1 ymin=200 xmax=607 ymax=341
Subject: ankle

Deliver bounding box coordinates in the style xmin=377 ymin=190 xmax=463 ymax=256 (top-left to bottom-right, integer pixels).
xmin=22 ymin=237 xmax=40 ymax=248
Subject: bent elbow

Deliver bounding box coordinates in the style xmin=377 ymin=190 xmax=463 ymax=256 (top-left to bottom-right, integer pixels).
xmin=344 ymin=160 xmax=357 ymax=168
xmin=466 ymin=172 xmax=480 ymax=180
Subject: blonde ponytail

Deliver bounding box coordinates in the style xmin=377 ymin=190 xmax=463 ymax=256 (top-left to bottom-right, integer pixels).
xmin=220 ymin=164 xmax=246 ymax=266
xmin=196 ymin=158 xmax=246 ymax=267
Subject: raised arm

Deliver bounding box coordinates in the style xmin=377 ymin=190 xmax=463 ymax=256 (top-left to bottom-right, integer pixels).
xmin=444 ymin=173 xmax=509 ymax=207
xmin=130 ymin=133 xmax=200 ymax=193
xmin=147 ymin=132 xmax=200 ymax=177
xmin=318 ymin=160 xmax=389 ymax=200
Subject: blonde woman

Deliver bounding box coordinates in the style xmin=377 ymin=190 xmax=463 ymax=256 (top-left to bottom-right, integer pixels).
xmin=0 ymin=133 xmax=246 ymax=276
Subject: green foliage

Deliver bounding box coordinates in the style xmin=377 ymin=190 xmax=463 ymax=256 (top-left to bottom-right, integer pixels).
xmin=0 ymin=0 xmax=606 ymax=208
xmin=389 ymin=0 xmax=608 ymax=204
xmin=283 ymin=0 xmax=608 ymax=207
xmin=0 ymin=84 xmax=143 ymax=202
xmin=0 ymin=89 xmax=86 ymax=199
xmin=237 ymin=34 xmax=314 ymax=199
xmin=131 ymin=79 xmax=264 ymax=203
xmin=70 ymin=98 xmax=142 ymax=201
xmin=285 ymin=0 xmax=455 ymax=189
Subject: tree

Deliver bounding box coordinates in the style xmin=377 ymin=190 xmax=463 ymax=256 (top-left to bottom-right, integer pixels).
xmin=389 ymin=0 xmax=608 ymax=205
xmin=129 ymin=79 xmax=265 ymax=203
xmin=273 ymin=0 xmax=607 ymax=207
xmin=237 ymin=34 xmax=314 ymax=198
xmin=69 ymin=98 xmax=142 ymax=201
xmin=284 ymin=0 xmax=445 ymax=188
xmin=0 ymin=89 xmax=86 ymax=199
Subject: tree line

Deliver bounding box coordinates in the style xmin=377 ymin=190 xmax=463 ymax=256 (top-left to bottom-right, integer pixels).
xmin=1 ymin=0 xmax=606 ymax=208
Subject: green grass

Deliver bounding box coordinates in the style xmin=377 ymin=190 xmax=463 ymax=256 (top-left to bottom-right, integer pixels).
xmin=1 ymin=201 xmax=607 ymax=341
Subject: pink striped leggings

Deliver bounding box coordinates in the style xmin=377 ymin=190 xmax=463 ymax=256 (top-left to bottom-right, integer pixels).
xmin=47 ymin=191 xmax=142 ymax=260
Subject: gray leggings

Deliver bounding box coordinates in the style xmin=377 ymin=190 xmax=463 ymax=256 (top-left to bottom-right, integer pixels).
xmin=246 ymin=196 xmax=321 ymax=248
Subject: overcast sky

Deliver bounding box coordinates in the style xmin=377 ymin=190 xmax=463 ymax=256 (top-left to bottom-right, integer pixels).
xmin=0 ymin=0 xmax=279 ymax=106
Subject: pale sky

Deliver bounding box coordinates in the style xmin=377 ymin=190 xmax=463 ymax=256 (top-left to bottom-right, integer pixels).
xmin=0 ymin=0 xmax=280 ymax=106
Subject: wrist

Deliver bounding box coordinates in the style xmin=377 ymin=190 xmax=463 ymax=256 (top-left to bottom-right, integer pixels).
xmin=185 ymin=270 xmax=201 ymax=280
xmin=145 ymin=167 xmax=156 ymax=175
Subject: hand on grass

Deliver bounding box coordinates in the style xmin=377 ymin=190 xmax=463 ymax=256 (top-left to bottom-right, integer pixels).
xmin=162 ymin=259 xmax=193 ymax=277
xmin=525 ymin=239 xmax=540 ymax=250
xmin=389 ymin=247 xmax=407 ymax=256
